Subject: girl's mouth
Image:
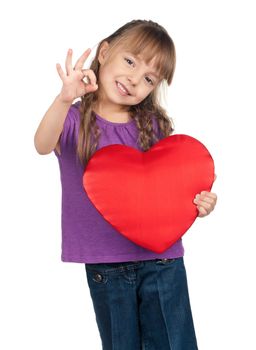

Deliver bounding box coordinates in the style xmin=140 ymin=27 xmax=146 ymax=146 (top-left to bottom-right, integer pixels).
xmin=116 ymin=81 xmax=131 ymax=96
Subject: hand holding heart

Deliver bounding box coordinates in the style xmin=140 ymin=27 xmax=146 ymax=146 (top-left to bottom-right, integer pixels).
xmin=193 ymin=174 xmax=217 ymax=217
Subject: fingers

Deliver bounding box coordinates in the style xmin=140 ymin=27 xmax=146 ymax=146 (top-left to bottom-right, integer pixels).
xmin=56 ymin=63 xmax=65 ymax=81
xmin=194 ymin=196 xmax=214 ymax=208
xmin=197 ymin=206 xmax=208 ymax=217
xmin=65 ymin=48 xmax=74 ymax=76
xmin=194 ymin=200 xmax=212 ymax=218
xmin=74 ymin=48 xmax=92 ymax=70
xmin=62 ymin=47 xmax=92 ymax=77
xmin=82 ymin=69 xmax=98 ymax=94
xmin=193 ymin=191 xmax=217 ymax=218
xmin=85 ymin=84 xmax=98 ymax=94
xmin=82 ymin=69 xmax=97 ymax=86
xmin=194 ymin=192 xmax=217 ymax=206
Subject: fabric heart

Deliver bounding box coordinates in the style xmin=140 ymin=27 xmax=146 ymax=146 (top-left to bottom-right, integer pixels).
xmin=83 ymin=134 xmax=215 ymax=253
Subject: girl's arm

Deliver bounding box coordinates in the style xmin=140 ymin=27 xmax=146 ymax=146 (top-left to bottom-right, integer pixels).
xmin=34 ymin=94 xmax=72 ymax=155
xmin=34 ymin=48 xmax=98 ymax=155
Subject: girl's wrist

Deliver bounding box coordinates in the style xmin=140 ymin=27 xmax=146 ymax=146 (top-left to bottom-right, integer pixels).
xmin=56 ymin=93 xmax=74 ymax=105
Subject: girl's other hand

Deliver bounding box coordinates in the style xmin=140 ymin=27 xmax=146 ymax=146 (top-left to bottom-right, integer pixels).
xmin=193 ymin=174 xmax=218 ymax=218
xmin=56 ymin=48 xmax=98 ymax=103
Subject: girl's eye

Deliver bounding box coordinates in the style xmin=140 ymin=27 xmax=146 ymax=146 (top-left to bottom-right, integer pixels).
xmin=145 ymin=77 xmax=154 ymax=85
xmin=124 ymin=57 xmax=134 ymax=66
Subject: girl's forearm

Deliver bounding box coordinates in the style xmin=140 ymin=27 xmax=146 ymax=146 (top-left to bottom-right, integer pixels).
xmin=34 ymin=94 xmax=72 ymax=155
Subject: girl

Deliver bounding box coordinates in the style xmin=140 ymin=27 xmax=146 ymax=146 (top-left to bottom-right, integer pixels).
xmin=34 ymin=19 xmax=217 ymax=350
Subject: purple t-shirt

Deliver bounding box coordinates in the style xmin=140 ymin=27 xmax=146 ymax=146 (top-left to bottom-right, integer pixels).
xmin=53 ymin=100 xmax=184 ymax=263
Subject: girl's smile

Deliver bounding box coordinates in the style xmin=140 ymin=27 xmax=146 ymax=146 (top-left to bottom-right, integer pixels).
xmin=115 ymin=81 xmax=132 ymax=96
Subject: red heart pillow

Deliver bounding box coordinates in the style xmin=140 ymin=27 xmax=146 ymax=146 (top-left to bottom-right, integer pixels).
xmin=83 ymin=134 xmax=215 ymax=253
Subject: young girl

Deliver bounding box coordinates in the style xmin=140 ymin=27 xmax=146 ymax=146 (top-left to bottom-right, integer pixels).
xmin=34 ymin=19 xmax=217 ymax=350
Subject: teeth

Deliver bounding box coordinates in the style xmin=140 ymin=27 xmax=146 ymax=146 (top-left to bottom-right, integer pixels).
xmin=117 ymin=82 xmax=128 ymax=94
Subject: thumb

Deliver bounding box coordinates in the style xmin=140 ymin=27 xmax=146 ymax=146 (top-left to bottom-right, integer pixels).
xmin=85 ymin=83 xmax=98 ymax=93
xmin=214 ymin=173 xmax=217 ymax=181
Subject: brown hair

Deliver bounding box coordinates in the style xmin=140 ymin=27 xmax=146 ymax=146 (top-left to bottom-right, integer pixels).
xmin=77 ymin=19 xmax=176 ymax=170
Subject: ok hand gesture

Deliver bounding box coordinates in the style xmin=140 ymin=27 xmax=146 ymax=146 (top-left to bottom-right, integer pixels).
xmin=56 ymin=48 xmax=98 ymax=103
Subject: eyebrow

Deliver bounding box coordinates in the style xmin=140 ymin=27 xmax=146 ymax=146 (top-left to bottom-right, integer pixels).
xmin=125 ymin=52 xmax=160 ymax=80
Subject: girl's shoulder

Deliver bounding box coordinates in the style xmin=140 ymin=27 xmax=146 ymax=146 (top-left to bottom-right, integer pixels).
xmin=67 ymin=100 xmax=81 ymax=123
xmin=54 ymin=100 xmax=81 ymax=157
xmin=72 ymin=100 xmax=81 ymax=109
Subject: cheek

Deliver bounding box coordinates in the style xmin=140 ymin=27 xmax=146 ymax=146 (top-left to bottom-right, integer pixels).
xmin=98 ymin=70 xmax=114 ymax=89
xmin=140 ymin=87 xmax=153 ymax=100
xmin=99 ymin=63 xmax=113 ymax=80
xmin=135 ymin=93 xmax=150 ymax=105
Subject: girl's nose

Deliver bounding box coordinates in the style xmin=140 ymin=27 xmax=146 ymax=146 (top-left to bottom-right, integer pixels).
xmin=127 ymin=74 xmax=140 ymax=86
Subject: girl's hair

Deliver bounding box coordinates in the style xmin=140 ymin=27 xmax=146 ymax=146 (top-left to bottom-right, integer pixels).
xmin=77 ymin=19 xmax=176 ymax=169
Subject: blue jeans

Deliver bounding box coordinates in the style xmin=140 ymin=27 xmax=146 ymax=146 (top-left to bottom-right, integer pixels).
xmin=85 ymin=257 xmax=198 ymax=350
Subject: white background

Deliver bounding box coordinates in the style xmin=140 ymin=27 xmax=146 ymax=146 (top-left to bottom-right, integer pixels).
xmin=1 ymin=0 xmax=255 ymax=349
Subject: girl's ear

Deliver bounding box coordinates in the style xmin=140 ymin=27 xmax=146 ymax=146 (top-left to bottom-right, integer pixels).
xmin=98 ymin=41 xmax=110 ymax=64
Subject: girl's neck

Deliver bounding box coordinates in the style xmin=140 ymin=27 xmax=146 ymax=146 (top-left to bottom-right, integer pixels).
xmin=92 ymin=102 xmax=132 ymax=123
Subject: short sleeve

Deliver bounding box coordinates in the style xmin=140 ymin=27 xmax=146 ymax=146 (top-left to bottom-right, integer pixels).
xmin=53 ymin=101 xmax=80 ymax=158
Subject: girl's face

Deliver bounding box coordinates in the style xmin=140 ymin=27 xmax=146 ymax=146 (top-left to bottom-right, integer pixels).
xmin=97 ymin=41 xmax=161 ymax=110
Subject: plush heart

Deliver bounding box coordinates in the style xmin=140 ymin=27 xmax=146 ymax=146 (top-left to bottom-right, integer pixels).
xmin=83 ymin=134 xmax=215 ymax=253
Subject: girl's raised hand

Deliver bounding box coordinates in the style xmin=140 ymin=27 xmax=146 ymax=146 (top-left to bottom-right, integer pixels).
xmin=56 ymin=48 xmax=98 ymax=103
